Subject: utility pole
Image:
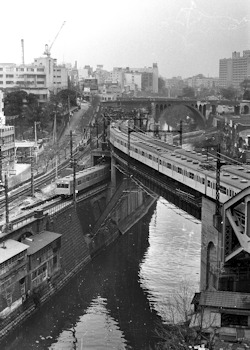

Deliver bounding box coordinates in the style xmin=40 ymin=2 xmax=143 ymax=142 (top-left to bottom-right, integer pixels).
xmin=70 ymin=130 xmax=73 ymax=167
xmin=95 ymin=122 xmax=99 ymax=149
xmin=30 ymin=148 xmax=35 ymax=196
xmin=68 ymin=95 xmax=70 ymax=125
xmin=73 ymin=158 xmax=77 ymax=206
xmin=215 ymin=144 xmax=221 ymax=217
xmin=4 ymin=173 xmax=9 ymax=227
xmin=0 ymin=146 xmax=2 ymax=183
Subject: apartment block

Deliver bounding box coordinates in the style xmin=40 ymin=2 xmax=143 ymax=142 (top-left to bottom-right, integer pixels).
xmin=0 ymin=56 xmax=68 ymax=103
xmin=219 ymin=50 xmax=250 ymax=89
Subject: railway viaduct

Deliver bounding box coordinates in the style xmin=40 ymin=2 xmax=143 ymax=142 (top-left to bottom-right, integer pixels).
xmin=102 ymin=97 xmax=241 ymax=129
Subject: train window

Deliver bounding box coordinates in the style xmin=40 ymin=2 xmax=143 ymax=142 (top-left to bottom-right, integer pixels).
xmin=178 ymin=167 xmax=183 ymax=174
xmin=135 ymin=148 xmax=138 ymax=153
xmin=189 ymin=172 xmax=194 ymax=179
xmin=220 ymin=186 xmax=227 ymax=194
xmin=77 ymin=180 xmax=81 ymax=185
xmin=142 ymin=151 xmax=145 ymax=156
xmin=201 ymin=178 xmax=205 ymax=184
xmin=149 ymin=154 xmax=152 ymax=160
xmin=159 ymin=160 xmax=162 ymax=165
xmin=208 ymin=180 xmax=211 ymax=187
xmin=167 ymin=163 xmax=172 ymax=169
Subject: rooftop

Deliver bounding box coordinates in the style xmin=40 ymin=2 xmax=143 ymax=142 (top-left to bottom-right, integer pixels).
xmin=0 ymin=239 xmax=29 ymax=264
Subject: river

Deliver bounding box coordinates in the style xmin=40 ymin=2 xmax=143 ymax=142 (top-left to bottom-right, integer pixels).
xmin=0 ymin=197 xmax=201 ymax=350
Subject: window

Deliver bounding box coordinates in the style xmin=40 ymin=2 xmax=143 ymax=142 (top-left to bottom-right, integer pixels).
xmin=6 ymin=74 xmax=14 ymax=78
xmin=167 ymin=163 xmax=172 ymax=169
xmin=178 ymin=167 xmax=183 ymax=174
xmin=220 ymin=186 xmax=227 ymax=194
xmin=221 ymin=313 xmax=248 ymax=327
xmin=37 ymin=68 xmax=44 ymax=72
xmin=189 ymin=172 xmax=194 ymax=179
xmin=149 ymin=154 xmax=152 ymax=160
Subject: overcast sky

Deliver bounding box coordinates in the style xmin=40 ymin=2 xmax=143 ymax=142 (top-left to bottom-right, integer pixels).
xmin=1 ymin=0 xmax=250 ymax=78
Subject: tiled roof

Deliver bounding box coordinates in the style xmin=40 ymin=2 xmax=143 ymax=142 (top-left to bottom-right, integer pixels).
xmin=199 ymin=291 xmax=250 ymax=310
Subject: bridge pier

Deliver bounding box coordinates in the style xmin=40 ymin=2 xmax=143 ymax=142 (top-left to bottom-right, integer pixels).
xmin=200 ymin=197 xmax=222 ymax=291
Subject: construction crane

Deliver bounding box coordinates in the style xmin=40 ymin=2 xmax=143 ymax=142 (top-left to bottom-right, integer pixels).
xmin=44 ymin=21 xmax=66 ymax=57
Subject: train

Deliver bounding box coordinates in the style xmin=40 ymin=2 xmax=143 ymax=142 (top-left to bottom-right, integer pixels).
xmin=109 ymin=124 xmax=250 ymax=204
xmin=55 ymin=164 xmax=110 ymax=198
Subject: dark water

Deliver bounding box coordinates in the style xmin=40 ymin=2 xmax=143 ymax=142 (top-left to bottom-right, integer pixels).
xmin=0 ymin=197 xmax=201 ymax=350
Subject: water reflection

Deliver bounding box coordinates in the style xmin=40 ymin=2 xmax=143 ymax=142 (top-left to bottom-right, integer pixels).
xmin=0 ymin=197 xmax=201 ymax=350
xmin=139 ymin=198 xmax=201 ymax=322
xmin=0 ymin=202 xmax=159 ymax=350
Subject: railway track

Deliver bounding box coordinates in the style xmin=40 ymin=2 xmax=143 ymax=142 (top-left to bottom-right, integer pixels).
xmin=0 ymin=145 xmax=90 ymax=210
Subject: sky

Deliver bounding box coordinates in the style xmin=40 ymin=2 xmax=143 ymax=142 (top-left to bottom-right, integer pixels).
xmin=1 ymin=0 xmax=250 ymax=79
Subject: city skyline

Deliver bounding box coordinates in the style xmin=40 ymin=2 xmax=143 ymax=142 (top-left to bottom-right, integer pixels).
xmin=1 ymin=0 xmax=250 ymax=79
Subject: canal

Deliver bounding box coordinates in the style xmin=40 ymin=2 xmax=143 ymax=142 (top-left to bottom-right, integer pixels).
xmin=0 ymin=196 xmax=201 ymax=350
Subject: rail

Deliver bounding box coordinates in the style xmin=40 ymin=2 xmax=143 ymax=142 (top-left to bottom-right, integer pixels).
xmin=0 ymin=183 xmax=109 ymax=235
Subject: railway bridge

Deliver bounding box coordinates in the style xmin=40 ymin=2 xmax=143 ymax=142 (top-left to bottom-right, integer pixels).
xmin=103 ymin=97 xmax=241 ymax=129
xmin=108 ymin=124 xmax=250 ymax=340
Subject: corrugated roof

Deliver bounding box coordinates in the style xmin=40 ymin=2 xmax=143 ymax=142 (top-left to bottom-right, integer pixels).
xmin=199 ymin=291 xmax=250 ymax=310
xmin=24 ymin=231 xmax=61 ymax=255
xmin=0 ymin=239 xmax=29 ymax=264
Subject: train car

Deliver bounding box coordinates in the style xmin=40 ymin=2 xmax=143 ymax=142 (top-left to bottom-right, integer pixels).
xmin=55 ymin=164 xmax=110 ymax=198
xmin=109 ymin=124 xmax=250 ymax=204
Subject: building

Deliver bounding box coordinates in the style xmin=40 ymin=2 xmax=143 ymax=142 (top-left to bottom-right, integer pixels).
xmin=219 ymin=50 xmax=250 ymax=90
xmin=0 ymin=232 xmax=61 ymax=318
xmin=124 ymin=71 xmax=142 ymax=92
xmin=0 ymin=90 xmax=15 ymax=175
xmin=0 ymin=56 xmax=69 ymax=103
xmin=129 ymin=63 xmax=159 ymax=93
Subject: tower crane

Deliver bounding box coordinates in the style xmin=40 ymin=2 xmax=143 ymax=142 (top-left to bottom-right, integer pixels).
xmin=44 ymin=21 xmax=66 ymax=57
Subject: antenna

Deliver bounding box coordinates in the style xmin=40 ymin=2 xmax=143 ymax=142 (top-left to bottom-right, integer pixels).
xmin=21 ymin=39 xmax=24 ymax=65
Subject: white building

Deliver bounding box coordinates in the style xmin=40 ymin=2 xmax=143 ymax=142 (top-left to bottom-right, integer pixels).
xmin=124 ymin=72 xmax=142 ymax=91
xmin=219 ymin=50 xmax=250 ymax=89
xmin=0 ymin=56 xmax=68 ymax=102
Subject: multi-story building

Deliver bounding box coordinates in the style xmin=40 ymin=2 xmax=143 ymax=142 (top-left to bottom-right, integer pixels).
xmin=0 ymin=56 xmax=68 ymax=102
xmin=124 ymin=71 xmax=142 ymax=92
xmin=186 ymin=74 xmax=219 ymax=90
xmin=129 ymin=63 xmax=159 ymax=93
xmin=110 ymin=67 xmax=124 ymax=89
xmin=0 ymin=90 xmax=15 ymax=175
xmin=219 ymin=50 xmax=250 ymax=90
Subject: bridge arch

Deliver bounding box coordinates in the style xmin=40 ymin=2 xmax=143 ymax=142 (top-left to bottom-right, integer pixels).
xmin=154 ymin=102 xmax=206 ymax=128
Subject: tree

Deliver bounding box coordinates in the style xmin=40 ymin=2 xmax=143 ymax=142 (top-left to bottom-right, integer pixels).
xmin=182 ymin=87 xmax=195 ymax=98
xmin=158 ymin=77 xmax=168 ymax=96
xmin=240 ymin=78 xmax=250 ymax=92
xmin=243 ymin=89 xmax=250 ymax=100
xmin=220 ymin=86 xmax=237 ymax=100
xmin=154 ymin=281 xmax=219 ymax=349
